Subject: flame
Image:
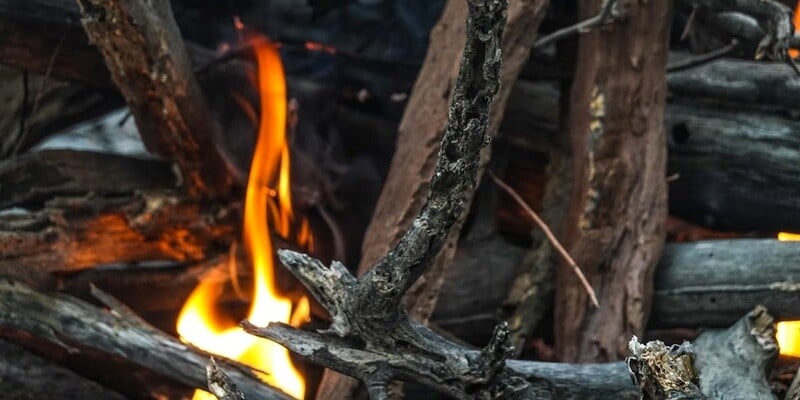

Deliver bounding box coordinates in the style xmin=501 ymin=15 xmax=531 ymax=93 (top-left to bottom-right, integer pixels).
xmin=776 ymin=233 xmax=800 ymax=357
xmin=177 ymin=38 xmax=309 ymax=399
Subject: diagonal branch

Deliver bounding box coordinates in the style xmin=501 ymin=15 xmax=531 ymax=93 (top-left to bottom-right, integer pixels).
xmin=242 ymin=1 xmax=559 ymax=398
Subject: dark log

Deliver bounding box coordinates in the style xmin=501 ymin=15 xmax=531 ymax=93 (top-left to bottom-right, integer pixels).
xmin=0 ymin=191 xmax=235 ymax=287
xmin=0 ymin=338 xmax=127 ymax=400
xmin=650 ymin=239 xmax=800 ymax=328
xmin=0 ymin=280 xmax=291 ymax=400
xmin=665 ymin=101 xmax=800 ymax=232
xmin=0 ymin=150 xmax=177 ymax=209
xmin=76 ymin=0 xmax=233 ymax=197
xmin=432 ymin=239 xmax=800 ymax=341
xmin=553 ymin=0 xmax=670 ymax=362
xmin=0 ymin=67 xmax=122 ymax=159
xmin=0 ymin=0 xmax=110 ymax=86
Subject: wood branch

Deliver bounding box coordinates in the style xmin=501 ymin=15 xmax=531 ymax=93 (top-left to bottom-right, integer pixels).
xmin=650 ymin=239 xmax=800 ymax=328
xmin=76 ymin=0 xmax=232 ymax=197
xmin=0 ymin=280 xmax=291 ymax=400
xmin=246 ymin=3 xmax=562 ymax=398
xmin=0 ymin=338 xmax=127 ymax=400
xmin=318 ymin=0 xmax=551 ymax=396
xmin=0 ymin=191 xmax=235 ymax=287
xmin=433 ymin=239 xmax=800 ymax=342
xmin=207 ymin=358 xmax=247 ymax=400
xmin=0 ymin=150 xmax=176 ymax=209
xmin=552 ymin=0 xmax=670 ymax=362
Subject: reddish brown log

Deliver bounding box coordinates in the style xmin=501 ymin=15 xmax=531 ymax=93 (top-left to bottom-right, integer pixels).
xmin=553 ymin=0 xmax=670 ymax=362
xmin=76 ymin=0 xmax=233 ymax=197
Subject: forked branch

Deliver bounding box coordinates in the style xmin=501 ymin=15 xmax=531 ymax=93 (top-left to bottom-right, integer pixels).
xmin=242 ymin=1 xmax=558 ymax=398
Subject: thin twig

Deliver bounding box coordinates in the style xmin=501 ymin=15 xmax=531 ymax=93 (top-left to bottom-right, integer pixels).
xmin=680 ymin=5 xmax=698 ymax=41
xmin=488 ymin=171 xmax=599 ymax=308
xmin=667 ymin=39 xmax=739 ymax=72
xmin=534 ymin=0 xmax=619 ymax=50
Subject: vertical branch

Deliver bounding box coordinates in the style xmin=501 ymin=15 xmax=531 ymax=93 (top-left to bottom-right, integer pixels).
xmin=554 ymin=0 xmax=670 ymax=362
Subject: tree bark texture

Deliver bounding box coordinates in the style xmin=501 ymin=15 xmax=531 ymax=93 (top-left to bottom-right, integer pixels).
xmin=555 ymin=0 xmax=670 ymax=362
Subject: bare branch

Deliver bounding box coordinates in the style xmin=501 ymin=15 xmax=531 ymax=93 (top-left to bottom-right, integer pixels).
xmin=534 ymin=0 xmax=619 ymax=49
xmin=666 ymin=39 xmax=739 ymax=72
xmin=488 ymin=171 xmax=598 ymax=307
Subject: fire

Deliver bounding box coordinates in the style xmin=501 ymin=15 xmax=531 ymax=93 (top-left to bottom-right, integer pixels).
xmin=177 ymin=38 xmax=309 ymax=399
xmin=776 ymin=232 xmax=800 ymax=357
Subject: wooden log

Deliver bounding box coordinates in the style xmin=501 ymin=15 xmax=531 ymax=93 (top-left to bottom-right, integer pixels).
xmin=0 ymin=280 xmax=291 ymax=400
xmin=76 ymin=0 xmax=233 ymax=197
xmin=501 ymin=74 xmax=800 ymax=234
xmin=0 ymin=150 xmax=176 ymax=209
xmin=0 ymin=338 xmax=127 ymax=400
xmin=0 ymin=0 xmax=110 ymax=86
xmin=0 ymin=191 xmax=235 ymax=287
xmin=650 ymin=239 xmax=800 ymax=328
xmin=553 ymin=0 xmax=670 ymax=362
xmin=432 ymin=239 xmax=800 ymax=340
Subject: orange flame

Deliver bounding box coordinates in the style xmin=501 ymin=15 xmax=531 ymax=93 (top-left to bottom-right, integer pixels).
xmin=776 ymin=232 xmax=800 ymax=357
xmin=177 ymin=38 xmax=309 ymax=399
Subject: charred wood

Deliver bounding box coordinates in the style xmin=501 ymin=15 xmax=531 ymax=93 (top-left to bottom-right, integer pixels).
xmin=0 ymin=280 xmax=291 ymax=400
xmin=0 ymin=338 xmax=126 ymax=400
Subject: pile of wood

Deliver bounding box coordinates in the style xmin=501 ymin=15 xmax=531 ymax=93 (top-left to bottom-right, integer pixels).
xmin=1 ymin=0 xmax=799 ymax=399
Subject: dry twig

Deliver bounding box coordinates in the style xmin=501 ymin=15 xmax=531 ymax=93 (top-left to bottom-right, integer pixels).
xmin=488 ymin=171 xmax=598 ymax=307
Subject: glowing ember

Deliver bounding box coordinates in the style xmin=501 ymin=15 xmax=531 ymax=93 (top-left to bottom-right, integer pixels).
xmin=776 ymin=232 xmax=800 ymax=357
xmin=177 ymin=38 xmax=309 ymax=399
xmin=792 ymin=1 xmax=800 ymax=58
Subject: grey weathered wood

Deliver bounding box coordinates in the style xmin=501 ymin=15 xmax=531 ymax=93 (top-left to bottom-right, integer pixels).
xmin=0 ymin=338 xmax=127 ymax=400
xmin=651 ymin=239 xmax=800 ymax=328
xmin=77 ymin=0 xmax=232 ymax=196
xmin=0 ymin=280 xmax=291 ymax=400
xmin=433 ymin=239 xmax=800 ymax=340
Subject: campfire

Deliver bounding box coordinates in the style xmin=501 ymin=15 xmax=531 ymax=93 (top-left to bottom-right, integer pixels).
xmin=2 ymin=0 xmax=800 ymax=399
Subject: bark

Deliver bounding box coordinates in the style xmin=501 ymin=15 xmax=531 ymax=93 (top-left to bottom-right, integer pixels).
xmin=0 ymin=281 xmax=291 ymax=400
xmin=0 ymin=191 xmax=235 ymax=287
xmin=504 ymin=62 xmax=800 ymax=233
xmin=433 ymin=238 xmax=800 ymax=341
xmin=0 ymin=149 xmax=176 ymax=209
xmin=0 ymin=0 xmax=110 ymax=86
xmin=76 ymin=0 xmax=232 ymax=197
xmin=554 ymin=0 xmax=670 ymax=362
xmin=318 ymin=0 xmax=550 ymax=397
xmin=650 ymin=239 xmax=800 ymax=328
xmin=255 ymin=3 xmax=554 ymax=398
xmin=0 ymin=338 xmax=127 ymax=400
